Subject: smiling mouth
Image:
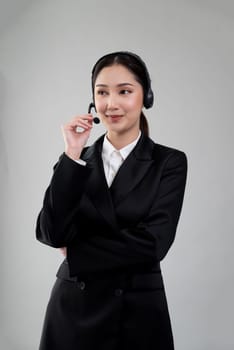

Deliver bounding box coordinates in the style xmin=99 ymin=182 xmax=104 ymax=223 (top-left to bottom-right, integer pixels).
xmin=108 ymin=115 xmax=122 ymax=119
xmin=108 ymin=115 xmax=122 ymax=123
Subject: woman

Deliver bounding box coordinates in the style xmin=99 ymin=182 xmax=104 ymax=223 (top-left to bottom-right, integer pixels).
xmin=36 ymin=51 xmax=187 ymax=350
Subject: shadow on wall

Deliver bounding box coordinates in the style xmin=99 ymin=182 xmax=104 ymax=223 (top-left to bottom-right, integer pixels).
xmin=0 ymin=73 xmax=9 ymax=260
xmin=0 ymin=73 xmax=8 ymax=181
xmin=0 ymin=73 xmax=9 ymax=345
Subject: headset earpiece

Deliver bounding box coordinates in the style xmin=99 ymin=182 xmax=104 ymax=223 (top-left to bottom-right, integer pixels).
xmin=144 ymin=87 xmax=154 ymax=109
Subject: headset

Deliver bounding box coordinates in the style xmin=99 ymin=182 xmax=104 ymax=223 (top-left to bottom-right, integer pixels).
xmin=88 ymin=51 xmax=154 ymax=123
xmin=88 ymin=102 xmax=100 ymax=124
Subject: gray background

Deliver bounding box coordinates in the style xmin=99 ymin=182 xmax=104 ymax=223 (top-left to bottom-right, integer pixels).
xmin=0 ymin=0 xmax=233 ymax=349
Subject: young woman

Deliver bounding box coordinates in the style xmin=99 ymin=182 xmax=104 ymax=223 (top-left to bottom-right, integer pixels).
xmin=36 ymin=51 xmax=187 ymax=350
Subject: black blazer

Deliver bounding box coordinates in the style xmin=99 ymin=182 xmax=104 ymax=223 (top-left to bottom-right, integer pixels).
xmin=36 ymin=133 xmax=187 ymax=278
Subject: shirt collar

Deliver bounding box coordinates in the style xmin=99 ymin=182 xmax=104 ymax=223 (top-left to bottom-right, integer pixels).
xmin=102 ymin=131 xmax=141 ymax=160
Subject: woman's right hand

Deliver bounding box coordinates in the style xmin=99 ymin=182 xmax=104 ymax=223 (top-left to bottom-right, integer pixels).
xmin=61 ymin=114 xmax=94 ymax=161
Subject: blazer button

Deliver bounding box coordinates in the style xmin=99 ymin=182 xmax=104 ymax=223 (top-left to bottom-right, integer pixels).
xmin=115 ymin=288 xmax=123 ymax=297
xmin=78 ymin=281 xmax=86 ymax=290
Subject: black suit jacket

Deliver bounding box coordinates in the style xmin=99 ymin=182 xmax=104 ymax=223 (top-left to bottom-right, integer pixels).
xmin=36 ymin=133 xmax=187 ymax=278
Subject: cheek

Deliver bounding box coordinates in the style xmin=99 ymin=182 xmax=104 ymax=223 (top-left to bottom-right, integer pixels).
xmin=95 ymin=99 xmax=106 ymax=114
xmin=127 ymin=95 xmax=143 ymax=111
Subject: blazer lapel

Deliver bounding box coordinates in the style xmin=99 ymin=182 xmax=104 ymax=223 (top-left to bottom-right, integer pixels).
xmin=110 ymin=134 xmax=155 ymax=206
xmin=82 ymin=136 xmax=118 ymax=231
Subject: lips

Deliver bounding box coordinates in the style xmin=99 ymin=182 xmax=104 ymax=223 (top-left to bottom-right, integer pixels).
xmin=108 ymin=115 xmax=122 ymax=122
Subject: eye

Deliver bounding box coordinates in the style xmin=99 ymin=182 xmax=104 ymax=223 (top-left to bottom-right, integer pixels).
xmin=120 ymin=89 xmax=132 ymax=95
xmin=96 ymin=90 xmax=108 ymax=96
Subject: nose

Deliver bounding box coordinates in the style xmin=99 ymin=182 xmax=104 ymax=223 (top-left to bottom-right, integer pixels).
xmin=106 ymin=93 xmax=119 ymax=111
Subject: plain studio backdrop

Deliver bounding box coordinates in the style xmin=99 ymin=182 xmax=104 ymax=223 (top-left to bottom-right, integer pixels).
xmin=0 ymin=0 xmax=233 ymax=349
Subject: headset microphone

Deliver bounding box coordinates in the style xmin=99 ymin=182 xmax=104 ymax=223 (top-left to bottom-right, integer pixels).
xmin=88 ymin=102 xmax=100 ymax=124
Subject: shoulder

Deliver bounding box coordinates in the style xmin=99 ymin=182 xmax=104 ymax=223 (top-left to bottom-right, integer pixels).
xmin=142 ymin=135 xmax=187 ymax=163
xmin=153 ymin=141 xmax=187 ymax=161
xmin=145 ymin=138 xmax=188 ymax=176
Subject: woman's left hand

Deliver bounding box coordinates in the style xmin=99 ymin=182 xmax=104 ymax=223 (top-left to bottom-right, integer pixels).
xmin=59 ymin=247 xmax=67 ymax=257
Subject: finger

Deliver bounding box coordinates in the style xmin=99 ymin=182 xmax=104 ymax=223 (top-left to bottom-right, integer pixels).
xmin=72 ymin=115 xmax=94 ymax=124
xmin=63 ymin=119 xmax=93 ymax=131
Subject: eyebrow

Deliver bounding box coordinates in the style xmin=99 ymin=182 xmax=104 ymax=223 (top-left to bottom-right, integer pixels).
xmin=95 ymin=83 xmax=134 ymax=87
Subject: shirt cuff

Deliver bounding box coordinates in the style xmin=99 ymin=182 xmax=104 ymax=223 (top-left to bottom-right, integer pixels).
xmin=74 ymin=159 xmax=87 ymax=166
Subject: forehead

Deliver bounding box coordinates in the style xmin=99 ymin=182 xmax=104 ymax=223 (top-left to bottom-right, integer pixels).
xmin=95 ymin=64 xmax=139 ymax=86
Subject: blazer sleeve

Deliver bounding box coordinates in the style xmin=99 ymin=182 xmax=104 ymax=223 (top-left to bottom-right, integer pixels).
xmin=36 ymin=153 xmax=92 ymax=247
xmin=122 ymin=150 xmax=188 ymax=261
xmin=67 ymin=150 xmax=188 ymax=275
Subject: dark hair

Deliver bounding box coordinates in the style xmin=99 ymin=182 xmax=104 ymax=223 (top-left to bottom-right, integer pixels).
xmin=91 ymin=51 xmax=154 ymax=137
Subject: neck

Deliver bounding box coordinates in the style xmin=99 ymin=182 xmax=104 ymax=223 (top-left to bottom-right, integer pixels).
xmin=106 ymin=129 xmax=140 ymax=150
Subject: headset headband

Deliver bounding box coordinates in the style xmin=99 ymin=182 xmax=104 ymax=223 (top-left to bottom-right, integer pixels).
xmin=91 ymin=51 xmax=154 ymax=109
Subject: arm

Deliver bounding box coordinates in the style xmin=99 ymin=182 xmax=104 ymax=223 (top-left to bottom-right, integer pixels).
xmin=36 ymin=153 xmax=92 ymax=247
xmin=36 ymin=114 xmax=94 ymax=247
xmin=122 ymin=151 xmax=187 ymax=261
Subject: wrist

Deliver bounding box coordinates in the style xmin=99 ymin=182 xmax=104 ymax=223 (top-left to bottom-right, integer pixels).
xmin=65 ymin=148 xmax=82 ymax=161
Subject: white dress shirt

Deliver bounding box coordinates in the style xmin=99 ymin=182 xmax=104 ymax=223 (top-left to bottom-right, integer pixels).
xmin=75 ymin=131 xmax=141 ymax=187
xmin=102 ymin=132 xmax=141 ymax=187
